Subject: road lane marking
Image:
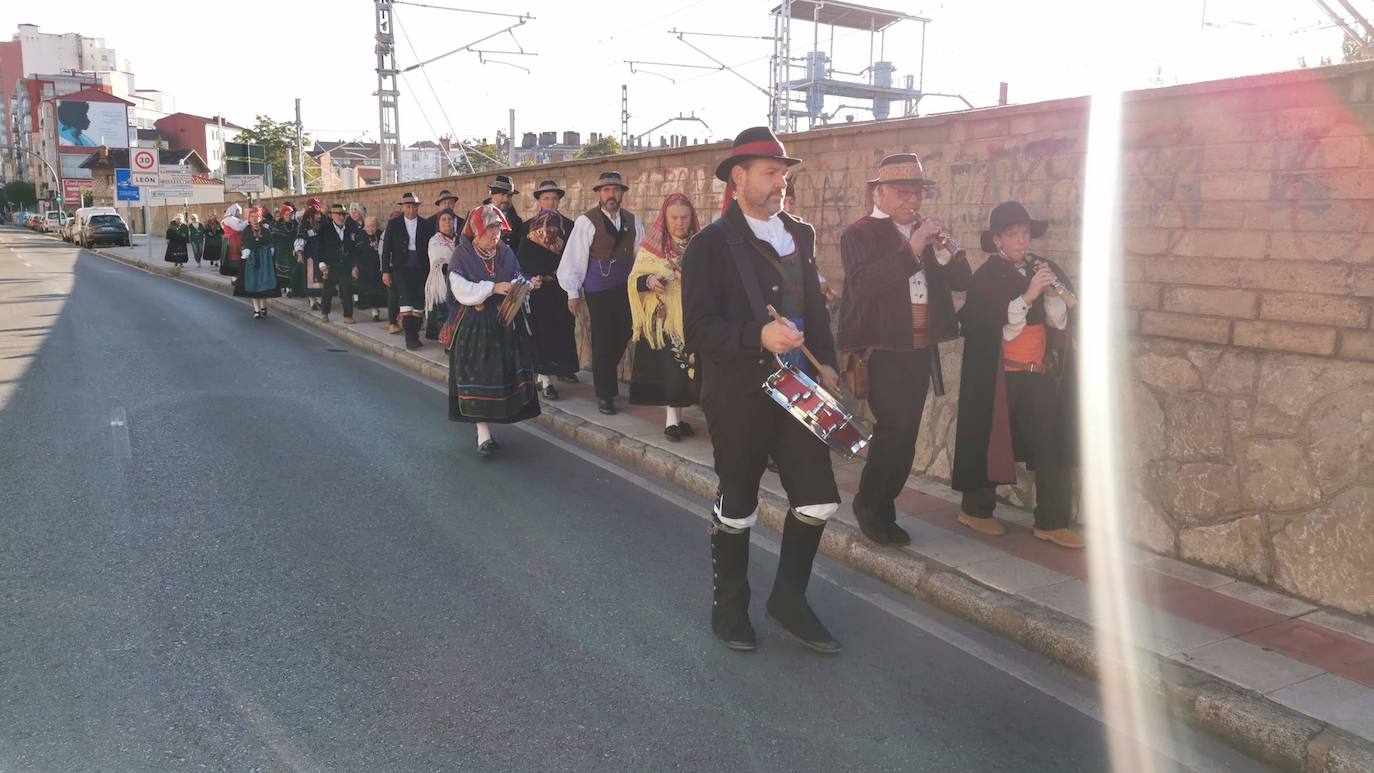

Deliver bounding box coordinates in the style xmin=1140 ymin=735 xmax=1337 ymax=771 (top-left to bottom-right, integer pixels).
xmin=111 ymin=406 xmax=131 ymax=460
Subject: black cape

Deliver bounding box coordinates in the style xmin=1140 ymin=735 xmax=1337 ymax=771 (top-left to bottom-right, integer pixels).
xmin=951 ymin=254 xmax=1078 ymax=492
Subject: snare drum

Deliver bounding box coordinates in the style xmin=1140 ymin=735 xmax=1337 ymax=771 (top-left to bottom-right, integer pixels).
xmin=763 ymin=364 xmax=871 ymax=459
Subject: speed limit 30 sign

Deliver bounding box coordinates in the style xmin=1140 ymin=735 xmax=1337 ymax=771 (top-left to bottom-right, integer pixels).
xmin=131 ymin=148 xmax=160 ymax=186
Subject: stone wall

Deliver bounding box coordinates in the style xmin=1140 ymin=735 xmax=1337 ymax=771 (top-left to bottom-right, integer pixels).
xmin=161 ymin=61 xmax=1374 ymax=617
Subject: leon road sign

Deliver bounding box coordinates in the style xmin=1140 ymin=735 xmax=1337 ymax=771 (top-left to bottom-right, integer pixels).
xmin=130 ymin=148 xmax=159 ymax=186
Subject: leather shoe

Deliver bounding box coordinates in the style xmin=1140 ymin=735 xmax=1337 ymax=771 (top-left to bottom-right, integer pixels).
xmin=852 ymin=501 xmax=892 ymax=545
xmin=676 ymin=421 xmax=695 ymax=438
xmin=387 ymin=323 xmax=402 ymax=334
xmin=1034 ymin=528 xmax=1085 ymax=549
xmin=958 ymin=511 xmax=1007 ymax=536
xmin=597 ymin=398 xmax=616 ymax=415
xmin=542 ymin=384 xmax=559 ymax=400
xmin=886 ymin=522 xmax=911 ymax=546
xmin=664 ymin=424 xmax=683 ymax=442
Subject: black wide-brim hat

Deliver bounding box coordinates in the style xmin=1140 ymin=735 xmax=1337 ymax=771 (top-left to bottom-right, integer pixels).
xmin=715 ymin=126 xmax=801 ymax=183
xmin=591 ymin=171 xmax=629 ymax=191
xmin=434 ymin=189 xmax=458 ymax=205
xmin=980 ymin=201 xmax=1048 ymax=253
xmin=532 ymin=179 xmax=565 ymax=198
xmin=397 ymin=192 xmax=421 ymax=205
xmin=488 ymin=175 xmax=518 ymax=195
xmin=326 ymin=203 xmax=348 ymax=215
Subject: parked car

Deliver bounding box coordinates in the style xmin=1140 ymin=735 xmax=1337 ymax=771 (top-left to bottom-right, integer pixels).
xmin=44 ymin=210 xmax=67 ymax=234
xmin=69 ymin=207 xmax=118 ymax=245
xmin=78 ymin=213 xmax=130 ymax=248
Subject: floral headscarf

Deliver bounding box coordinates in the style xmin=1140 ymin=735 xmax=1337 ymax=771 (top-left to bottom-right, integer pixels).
xmin=462 ymin=203 xmax=511 ymax=242
xmin=642 ymin=192 xmax=699 ymax=266
xmin=524 ymin=208 xmax=565 ymax=255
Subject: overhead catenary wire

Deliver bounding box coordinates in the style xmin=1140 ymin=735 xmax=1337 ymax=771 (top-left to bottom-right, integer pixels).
xmin=394 ymin=11 xmax=474 ymax=175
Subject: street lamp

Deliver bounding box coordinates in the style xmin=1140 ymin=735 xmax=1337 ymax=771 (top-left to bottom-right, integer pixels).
xmin=1 ymin=144 xmax=62 ymax=208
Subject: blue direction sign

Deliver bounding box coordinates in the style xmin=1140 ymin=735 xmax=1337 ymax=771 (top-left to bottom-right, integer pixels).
xmin=115 ymin=168 xmax=140 ymax=202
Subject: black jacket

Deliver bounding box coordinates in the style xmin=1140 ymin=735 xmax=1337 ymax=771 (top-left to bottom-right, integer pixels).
xmin=315 ymin=217 xmax=360 ymax=272
xmin=683 ymin=202 xmax=836 ymax=400
xmin=381 ymin=215 xmax=436 ymax=274
xmin=836 ymin=215 xmax=972 ymax=352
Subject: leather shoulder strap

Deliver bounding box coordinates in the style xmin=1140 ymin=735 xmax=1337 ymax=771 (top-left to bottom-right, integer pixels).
xmin=723 ymin=230 xmax=768 ymax=324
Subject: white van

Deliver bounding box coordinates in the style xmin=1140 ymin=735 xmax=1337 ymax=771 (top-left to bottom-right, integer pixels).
xmin=68 ymin=207 xmax=119 ymax=245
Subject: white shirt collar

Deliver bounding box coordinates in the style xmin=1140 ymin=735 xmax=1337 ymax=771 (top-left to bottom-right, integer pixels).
xmin=601 ymin=208 xmax=621 ymax=228
xmin=872 ymin=206 xmax=915 ymax=238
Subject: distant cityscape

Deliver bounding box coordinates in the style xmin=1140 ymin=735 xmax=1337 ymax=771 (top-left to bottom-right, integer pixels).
xmin=0 ymin=23 xmax=710 ymax=212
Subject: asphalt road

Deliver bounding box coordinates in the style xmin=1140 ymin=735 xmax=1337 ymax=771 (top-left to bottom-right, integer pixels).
xmin=0 ymin=229 xmax=1269 ymax=772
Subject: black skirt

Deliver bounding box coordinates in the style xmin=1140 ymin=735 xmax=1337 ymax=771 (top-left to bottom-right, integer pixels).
xmin=355 ymin=248 xmax=387 ymax=308
xmin=528 ymin=284 xmax=579 ymax=377
xmin=629 ymin=339 xmax=699 ymax=407
xmin=448 ymin=302 xmax=542 ymax=424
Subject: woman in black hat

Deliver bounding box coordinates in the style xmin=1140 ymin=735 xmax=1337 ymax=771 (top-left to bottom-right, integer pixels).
xmin=950 ymin=201 xmax=1083 ymax=549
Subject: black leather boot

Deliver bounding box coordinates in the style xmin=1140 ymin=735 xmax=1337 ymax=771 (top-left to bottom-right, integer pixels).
xmin=403 ymin=314 xmax=423 ymax=349
xmin=766 ymin=510 xmax=842 ymax=654
xmin=709 ymin=518 xmax=756 ymax=652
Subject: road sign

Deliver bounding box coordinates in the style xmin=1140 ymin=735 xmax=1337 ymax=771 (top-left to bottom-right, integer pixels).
xmin=225 ymin=174 xmax=265 ymax=194
xmin=151 ymin=164 xmax=192 ymax=199
xmin=130 ymin=148 xmax=159 ymax=185
xmin=115 ymin=168 xmax=140 ymax=202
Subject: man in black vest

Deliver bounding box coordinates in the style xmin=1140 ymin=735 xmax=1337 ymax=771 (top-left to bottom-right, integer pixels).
xmin=682 ymin=127 xmax=843 ymax=655
xmin=317 ymin=203 xmax=362 ymax=324
xmin=381 ymin=192 xmax=436 ymax=349
xmin=557 ymin=171 xmax=644 ymax=414
xmin=836 ymin=154 xmax=973 ymax=545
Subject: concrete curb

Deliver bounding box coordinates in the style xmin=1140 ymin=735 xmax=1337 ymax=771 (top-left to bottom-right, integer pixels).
xmin=88 ymin=243 xmax=1374 ymax=772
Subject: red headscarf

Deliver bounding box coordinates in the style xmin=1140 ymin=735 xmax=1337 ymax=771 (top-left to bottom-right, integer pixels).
xmin=643 ymin=193 xmax=699 ymax=263
xmin=462 ymin=203 xmax=511 ymax=241
xmin=278 ymin=204 xmax=295 ymax=218
xmin=306 ymin=197 xmax=322 ymax=212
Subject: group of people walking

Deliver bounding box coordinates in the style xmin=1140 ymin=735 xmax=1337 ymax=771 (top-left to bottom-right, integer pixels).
xmin=174 ymin=126 xmax=1083 ymax=657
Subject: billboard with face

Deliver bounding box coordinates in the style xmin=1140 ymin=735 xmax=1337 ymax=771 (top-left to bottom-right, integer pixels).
xmin=56 ymin=100 xmax=129 ymax=149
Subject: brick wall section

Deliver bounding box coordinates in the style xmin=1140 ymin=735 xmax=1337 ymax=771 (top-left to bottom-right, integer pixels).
xmin=152 ymin=62 xmax=1374 ymax=616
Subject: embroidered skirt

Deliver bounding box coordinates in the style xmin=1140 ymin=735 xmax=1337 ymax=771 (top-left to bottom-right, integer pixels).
xmin=448 ymin=302 xmax=542 ymax=424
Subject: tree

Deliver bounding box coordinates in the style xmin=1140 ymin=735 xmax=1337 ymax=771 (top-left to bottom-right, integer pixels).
xmin=2 ymin=180 xmax=37 ymax=210
xmin=576 ymin=135 xmax=622 ymax=159
xmin=238 ymin=115 xmax=309 ymax=191
xmin=460 ymin=140 xmax=507 ymax=173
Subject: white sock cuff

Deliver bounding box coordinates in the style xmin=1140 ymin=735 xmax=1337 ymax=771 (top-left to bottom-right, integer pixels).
xmin=795 ymin=502 xmax=839 ymax=522
xmin=714 ymin=500 xmax=757 ymax=530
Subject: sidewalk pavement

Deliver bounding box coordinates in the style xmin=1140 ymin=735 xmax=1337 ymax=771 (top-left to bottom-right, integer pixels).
xmin=90 ymin=232 xmax=1374 ymax=771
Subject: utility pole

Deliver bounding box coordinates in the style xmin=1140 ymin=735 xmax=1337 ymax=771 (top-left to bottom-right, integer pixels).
xmin=294 ymin=98 xmax=307 ymax=195
xmin=621 ymin=85 xmax=630 ymax=149
xmin=508 ymin=108 xmax=516 ymax=167
xmin=375 ymin=1 xmax=401 ymax=185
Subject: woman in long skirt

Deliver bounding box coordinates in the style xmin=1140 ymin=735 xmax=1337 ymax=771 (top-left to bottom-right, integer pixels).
xmin=447 ymin=203 xmax=542 ymax=457
xmin=352 ymin=215 xmax=388 ymax=320
xmin=220 ymin=204 xmax=247 ymax=277
xmin=232 ymin=207 xmax=283 ymax=318
xmin=516 ymin=208 xmax=580 ymax=399
xmin=426 ymin=210 xmax=457 ymax=340
xmin=164 ymin=214 xmax=190 ymax=265
xmin=627 ymin=192 xmax=701 ymax=441
xmin=203 ymin=215 xmax=223 ymax=267
xmin=270 ymin=204 xmax=297 ymax=294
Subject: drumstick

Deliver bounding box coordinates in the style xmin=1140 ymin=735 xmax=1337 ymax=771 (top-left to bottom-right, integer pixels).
xmin=765 ymin=304 xmax=826 ymax=374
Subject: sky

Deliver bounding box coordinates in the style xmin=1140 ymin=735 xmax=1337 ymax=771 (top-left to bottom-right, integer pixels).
xmin=7 ymin=0 xmax=1354 ymax=147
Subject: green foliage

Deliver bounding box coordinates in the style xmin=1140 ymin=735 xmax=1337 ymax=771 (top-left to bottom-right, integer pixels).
xmin=238 ymin=115 xmax=310 ymax=192
xmin=575 ymin=135 xmax=622 ymax=159
xmin=2 ymin=180 xmax=37 ymax=209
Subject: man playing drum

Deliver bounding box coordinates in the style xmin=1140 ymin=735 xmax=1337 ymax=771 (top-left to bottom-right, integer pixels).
xmin=682 ymin=127 xmax=844 ymax=655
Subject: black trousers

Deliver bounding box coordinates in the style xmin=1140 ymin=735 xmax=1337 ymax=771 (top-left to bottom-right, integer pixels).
xmin=960 ymin=371 xmax=1072 ymax=530
xmin=387 ymin=283 xmax=399 ymax=324
xmin=393 ymin=265 xmax=426 ymax=313
xmin=585 ymin=286 xmax=632 ymax=399
xmin=320 ymin=270 xmax=355 ymax=317
xmin=857 ymin=348 xmax=932 ymax=521
xmin=704 ymin=387 xmax=839 ymax=522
